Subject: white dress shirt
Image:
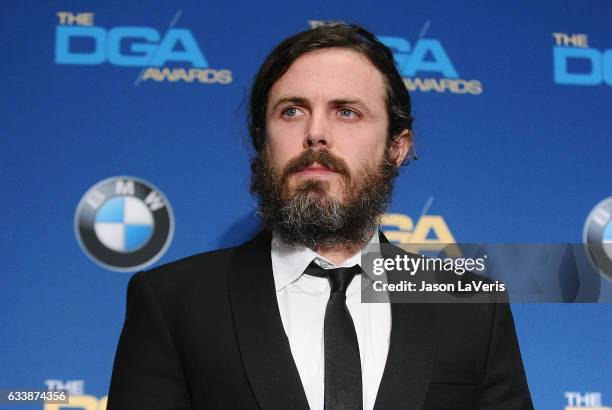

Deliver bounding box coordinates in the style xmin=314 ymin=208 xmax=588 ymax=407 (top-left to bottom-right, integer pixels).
xmin=271 ymin=232 xmax=391 ymax=410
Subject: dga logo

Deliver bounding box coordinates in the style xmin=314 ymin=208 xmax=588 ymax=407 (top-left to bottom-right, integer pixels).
xmin=45 ymin=396 xmax=107 ymax=410
xmin=74 ymin=176 xmax=174 ymax=272
xmin=381 ymin=212 xmax=462 ymax=257
xmin=44 ymin=379 xmax=107 ymax=410
xmin=553 ymin=32 xmax=612 ymax=86
xmin=382 ymin=213 xmax=455 ymax=244
xmin=564 ymin=392 xmax=611 ymax=410
xmin=54 ymin=11 xmax=232 ymax=84
xmin=583 ymin=197 xmax=612 ymax=280
xmin=308 ymin=20 xmax=482 ymax=95
xmin=379 ymin=36 xmax=482 ymax=95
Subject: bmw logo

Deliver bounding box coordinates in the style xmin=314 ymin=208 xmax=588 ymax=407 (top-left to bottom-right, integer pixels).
xmin=583 ymin=196 xmax=612 ymax=281
xmin=75 ymin=176 xmax=174 ymax=272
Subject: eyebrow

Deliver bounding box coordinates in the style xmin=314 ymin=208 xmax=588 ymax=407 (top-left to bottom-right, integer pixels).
xmin=270 ymin=97 xmax=308 ymax=113
xmin=269 ymin=96 xmax=377 ymax=118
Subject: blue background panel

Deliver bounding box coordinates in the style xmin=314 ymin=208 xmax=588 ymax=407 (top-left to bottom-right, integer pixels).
xmin=1 ymin=1 xmax=610 ymax=409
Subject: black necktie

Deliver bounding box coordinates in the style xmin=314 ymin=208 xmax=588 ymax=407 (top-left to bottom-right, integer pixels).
xmin=304 ymin=261 xmax=363 ymax=410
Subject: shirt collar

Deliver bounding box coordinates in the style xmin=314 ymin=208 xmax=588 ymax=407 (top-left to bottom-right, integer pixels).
xmin=271 ymin=231 xmax=380 ymax=292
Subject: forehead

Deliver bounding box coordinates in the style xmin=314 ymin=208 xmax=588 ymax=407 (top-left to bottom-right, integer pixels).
xmin=267 ymin=48 xmax=387 ymax=108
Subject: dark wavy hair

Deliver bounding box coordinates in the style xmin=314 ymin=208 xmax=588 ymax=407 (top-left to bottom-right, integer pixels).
xmin=248 ymin=22 xmax=415 ymax=162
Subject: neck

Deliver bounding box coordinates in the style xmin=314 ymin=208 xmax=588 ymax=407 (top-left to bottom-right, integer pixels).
xmin=314 ymin=227 xmax=378 ymax=266
xmin=314 ymin=243 xmax=363 ymax=267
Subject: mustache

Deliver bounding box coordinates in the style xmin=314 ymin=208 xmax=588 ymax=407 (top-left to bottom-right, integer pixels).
xmin=280 ymin=149 xmax=350 ymax=183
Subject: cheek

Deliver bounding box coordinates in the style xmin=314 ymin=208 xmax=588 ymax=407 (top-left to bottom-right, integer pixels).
xmin=336 ymin=132 xmax=387 ymax=173
xmin=265 ymin=140 xmax=296 ymax=174
xmin=266 ymin=121 xmax=305 ymax=166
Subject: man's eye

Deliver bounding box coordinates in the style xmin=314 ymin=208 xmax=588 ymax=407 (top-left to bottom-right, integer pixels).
xmin=282 ymin=107 xmax=304 ymax=117
xmin=338 ymin=108 xmax=359 ymax=118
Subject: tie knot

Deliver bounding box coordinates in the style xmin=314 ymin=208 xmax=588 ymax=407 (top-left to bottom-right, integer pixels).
xmin=304 ymin=261 xmax=361 ymax=294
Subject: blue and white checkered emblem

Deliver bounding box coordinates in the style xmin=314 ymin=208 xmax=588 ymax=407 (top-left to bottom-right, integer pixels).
xmin=94 ymin=197 xmax=154 ymax=253
xmin=75 ymin=176 xmax=174 ymax=272
xmin=583 ymin=196 xmax=612 ymax=281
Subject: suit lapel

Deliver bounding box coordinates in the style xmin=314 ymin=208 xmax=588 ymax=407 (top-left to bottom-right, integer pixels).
xmin=229 ymin=230 xmax=433 ymax=410
xmin=228 ymin=231 xmax=310 ymax=410
xmin=374 ymin=232 xmax=434 ymax=410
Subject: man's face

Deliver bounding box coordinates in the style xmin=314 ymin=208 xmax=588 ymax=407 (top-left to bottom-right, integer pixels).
xmin=252 ymin=47 xmax=409 ymax=249
xmin=264 ymin=48 xmax=390 ymax=202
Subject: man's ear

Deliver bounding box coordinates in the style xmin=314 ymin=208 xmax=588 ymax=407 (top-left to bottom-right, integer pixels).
xmin=389 ymin=129 xmax=413 ymax=167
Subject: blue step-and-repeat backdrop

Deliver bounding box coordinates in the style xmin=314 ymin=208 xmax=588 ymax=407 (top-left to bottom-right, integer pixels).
xmin=1 ymin=1 xmax=611 ymax=409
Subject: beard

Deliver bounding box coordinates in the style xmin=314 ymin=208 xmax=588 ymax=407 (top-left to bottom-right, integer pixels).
xmin=250 ymin=145 xmax=399 ymax=250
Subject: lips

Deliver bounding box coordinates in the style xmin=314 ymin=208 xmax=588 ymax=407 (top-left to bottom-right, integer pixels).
xmin=296 ymin=163 xmax=337 ymax=174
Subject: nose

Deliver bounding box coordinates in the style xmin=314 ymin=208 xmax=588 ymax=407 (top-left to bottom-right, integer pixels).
xmin=304 ymin=109 xmax=333 ymax=149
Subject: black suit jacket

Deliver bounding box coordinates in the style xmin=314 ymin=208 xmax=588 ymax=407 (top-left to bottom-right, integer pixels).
xmin=107 ymin=231 xmax=534 ymax=410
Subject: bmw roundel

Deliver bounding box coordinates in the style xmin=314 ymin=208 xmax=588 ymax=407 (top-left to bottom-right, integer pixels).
xmin=75 ymin=176 xmax=174 ymax=272
xmin=583 ymin=196 xmax=612 ymax=281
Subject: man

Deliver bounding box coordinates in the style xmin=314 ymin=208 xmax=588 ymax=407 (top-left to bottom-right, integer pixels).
xmin=107 ymin=23 xmax=533 ymax=410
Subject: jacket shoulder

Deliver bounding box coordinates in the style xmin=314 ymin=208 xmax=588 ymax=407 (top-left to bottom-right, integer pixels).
xmin=132 ymin=245 xmax=239 ymax=297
